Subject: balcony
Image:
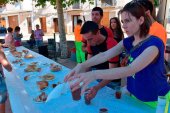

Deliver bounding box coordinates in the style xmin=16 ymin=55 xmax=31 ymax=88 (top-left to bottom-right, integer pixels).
xmin=72 ymin=2 xmax=80 ymax=9
xmin=101 ymin=0 xmax=117 ymax=7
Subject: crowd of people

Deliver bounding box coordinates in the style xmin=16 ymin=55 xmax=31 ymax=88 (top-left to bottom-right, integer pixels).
xmin=67 ymin=0 xmax=170 ymax=111
xmin=0 ymin=24 xmax=44 ymax=113
xmin=2 ymin=24 xmax=44 ymax=49
xmin=0 ymin=0 xmax=170 ymax=112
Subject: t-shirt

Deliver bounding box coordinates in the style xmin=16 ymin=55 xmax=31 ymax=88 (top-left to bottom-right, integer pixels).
xmin=4 ymin=33 xmax=14 ymax=46
xmin=74 ymin=25 xmax=82 ymax=42
xmin=123 ymin=35 xmax=170 ymax=102
xmin=34 ymin=29 xmax=44 ymax=40
xmin=149 ymin=21 xmax=167 ymax=46
xmin=13 ymin=32 xmax=22 ymax=41
xmin=87 ymin=26 xmax=119 ymax=69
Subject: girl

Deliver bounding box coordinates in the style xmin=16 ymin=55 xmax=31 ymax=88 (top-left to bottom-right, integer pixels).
xmin=65 ymin=1 xmax=170 ymax=108
xmin=13 ymin=26 xmax=23 ymax=47
xmin=110 ymin=17 xmax=124 ymax=43
xmin=3 ymin=27 xmax=14 ymax=48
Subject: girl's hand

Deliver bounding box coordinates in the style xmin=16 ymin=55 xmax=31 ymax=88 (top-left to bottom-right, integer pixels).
xmin=64 ymin=63 xmax=87 ymax=82
xmin=70 ymin=71 xmax=96 ymax=95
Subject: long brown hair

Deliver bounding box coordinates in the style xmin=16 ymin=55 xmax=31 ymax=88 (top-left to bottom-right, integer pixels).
xmin=109 ymin=17 xmax=124 ymax=42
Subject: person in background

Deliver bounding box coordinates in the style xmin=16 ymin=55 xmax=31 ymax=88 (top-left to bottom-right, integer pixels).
xmin=74 ymin=19 xmax=86 ymax=63
xmin=110 ymin=17 xmax=125 ymax=69
xmin=13 ymin=26 xmax=23 ymax=47
xmin=27 ymin=30 xmax=35 ymax=49
xmin=3 ymin=27 xmax=14 ymax=48
xmin=80 ymin=7 xmax=120 ymax=102
xmin=110 ymin=17 xmax=124 ymax=43
xmin=34 ymin=24 xmax=44 ymax=47
xmin=0 ymin=45 xmax=12 ymax=113
xmin=137 ymin=0 xmax=167 ymax=46
xmin=137 ymin=0 xmax=170 ymax=73
xmin=65 ymin=1 xmax=170 ymax=109
xmin=78 ymin=21 xmax=119 ymax=102
xmin=82 ymin=7 xmax=114 ymax=52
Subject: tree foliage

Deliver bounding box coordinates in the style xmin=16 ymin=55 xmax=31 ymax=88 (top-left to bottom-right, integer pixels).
xmin=0 ymin=0 xmax=23 ymax=5
xmin=154 ymin=0 xmax=159 ymax=7
xmin=0 ymin=0 xmax=93 ymax=7
xmin=34 ymin=0 xmax=93 ymax=8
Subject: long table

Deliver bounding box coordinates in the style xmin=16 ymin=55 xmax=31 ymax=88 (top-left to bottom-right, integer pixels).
xmin=3 ymin=46 xmax=156 ymax=113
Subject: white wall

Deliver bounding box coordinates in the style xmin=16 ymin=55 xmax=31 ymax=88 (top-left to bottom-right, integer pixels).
xmin=22 ymin=0 xmax=32 ymax=11
xmin=116 ymin=0 xmax=132 ymax=7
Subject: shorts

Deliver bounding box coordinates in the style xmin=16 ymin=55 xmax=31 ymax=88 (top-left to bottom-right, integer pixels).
xmin=0 ymin=76 xmax=7 ymax=104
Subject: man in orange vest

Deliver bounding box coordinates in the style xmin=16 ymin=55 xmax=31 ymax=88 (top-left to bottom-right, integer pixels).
xmin=74 ymin=19 xmax=85 ymax=63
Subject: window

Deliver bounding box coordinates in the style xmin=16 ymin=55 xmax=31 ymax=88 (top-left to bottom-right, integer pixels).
xmin=72 ymin=2 xmax=80 ymax=9
xmin=101 ymin=0 xmax=117 ymax=6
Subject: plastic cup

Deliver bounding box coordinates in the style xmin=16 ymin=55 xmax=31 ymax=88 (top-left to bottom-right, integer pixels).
xmin=71 ymin=87 xmax=81 ymax=101
xmin=69 ymin=79 xmax=82 ymax=101
xmin=84 ymin=92 xmax=91 ymax=105
xmin=115 ymin=86 xmax=122 ymax=99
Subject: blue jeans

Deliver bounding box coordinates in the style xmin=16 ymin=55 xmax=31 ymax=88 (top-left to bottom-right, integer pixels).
xmin=0 ymin=76 xmax=7 ymax=104
xmin=35 ymin=40 xmax=43 ymax=47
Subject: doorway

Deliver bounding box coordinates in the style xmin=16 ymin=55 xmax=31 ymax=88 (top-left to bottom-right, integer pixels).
xmin=53 ymin=18 xmax=59 ymax=32
xmin=8 ymin=15 xmax=19 ymax=30
xmin=39 ymin=17 xmax=47 ymax=32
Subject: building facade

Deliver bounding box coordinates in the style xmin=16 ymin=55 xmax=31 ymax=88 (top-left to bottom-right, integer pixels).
xmin=2 ymin=0 xmax=170 ymax=34
xmin=0 ymin=0 xmax=131 ymax=34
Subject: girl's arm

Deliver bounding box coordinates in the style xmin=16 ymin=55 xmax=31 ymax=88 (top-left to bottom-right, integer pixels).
xmin=65 ymin=41 xmax=124 ymax=82
xmin=82 ymin=41 xmax=124 ymax=71
xmin=72 ymin=45 xmax=159 ymax=93
xmin=0 ymin=49 xmax=12 ymax=72
xmin=95 ymin=46 xmax=158 ymax=79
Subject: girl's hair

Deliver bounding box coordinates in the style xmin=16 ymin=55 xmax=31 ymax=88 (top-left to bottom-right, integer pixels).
xmin=109 ymin=17 xmax=124 ymax=42
xmin=14 ymin=26 xmax=20 ymax=32
xmin=119 ymin=1 xmax=151 ymax=38
xmin=7 ymin=27 xmax=13 ymax=33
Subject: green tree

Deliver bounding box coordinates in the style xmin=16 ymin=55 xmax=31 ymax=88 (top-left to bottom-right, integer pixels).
xmin=0 ymin=0 xmax=20 ymax=5
xmin=34 ymin=0 xmax=93 ymax=58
